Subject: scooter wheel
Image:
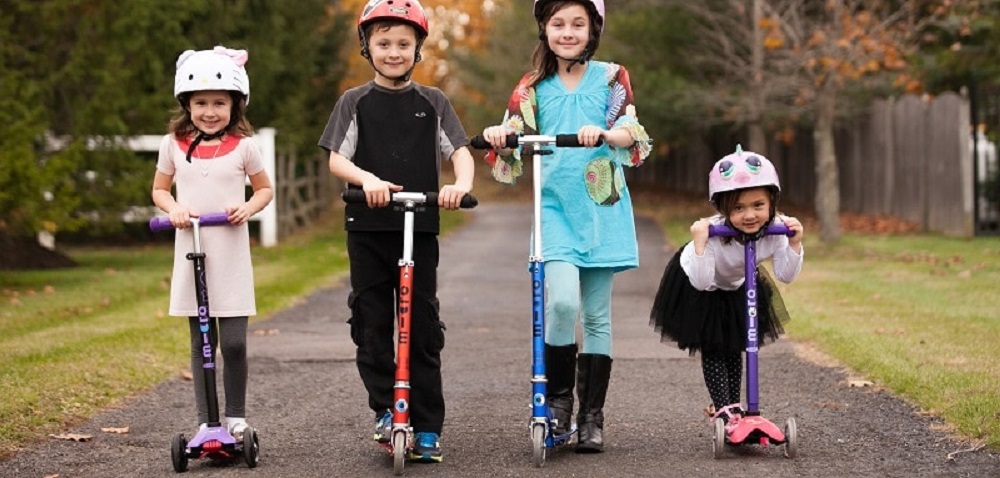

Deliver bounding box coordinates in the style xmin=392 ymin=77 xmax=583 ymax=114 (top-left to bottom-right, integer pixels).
xmin=783 ymin=417 xmax=798 ymax=459
xmin=171 ymin=433 xmax=189 ymax=473
xmin=531 ymin=423 xmax=546 ymax=468
xmin=712 ymin=417 xmax=726 ymax=459
xmin=392 ymin=430 xmax=406 ymax=476
xmin=243 ymin=426 xmax=260 ymax=468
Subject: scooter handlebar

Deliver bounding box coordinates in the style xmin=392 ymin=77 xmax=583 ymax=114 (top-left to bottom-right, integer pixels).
xmin=468 ymin=134 xmax=601 ymax=149
xmin=708 ymin=223 xmax=793 ymax=238
xmin=149 ymin=212 xmax=232 ymax=232
xmin=341 ymin=190 xmax=478 ymax=209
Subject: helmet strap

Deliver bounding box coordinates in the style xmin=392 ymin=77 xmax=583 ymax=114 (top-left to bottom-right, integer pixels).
xmin=185 ymin=130 xmax=226 ymax=163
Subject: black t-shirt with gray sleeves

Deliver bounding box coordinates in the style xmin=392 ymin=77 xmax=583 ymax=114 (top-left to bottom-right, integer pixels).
xmin=318 ymin=81 xmax=471 ymax=235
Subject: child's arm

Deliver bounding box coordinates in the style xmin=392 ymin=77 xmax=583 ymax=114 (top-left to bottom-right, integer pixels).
xmin=439 ymin=147 xmax=475 ymax=210
xmin=681 ymin=218 xmax=716 ymax=291
xmin=576 ymin=125 xmax=636 ymax=148
xmin=772 ymin=215 xmax=805 ymax=283
xmin=226 ymin=171 xmax=273 ymax=225
xmin=151 ymin=171 xmax=196 ymax=229
xmin=328 ymin=151 xmax=402 ymax=208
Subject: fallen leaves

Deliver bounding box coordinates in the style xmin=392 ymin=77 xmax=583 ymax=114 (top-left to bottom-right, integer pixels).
xmin=253 ymin=328 xmax=280 ymax=336
xmin=49 ymin=433 xmax=92 ymax=442
xmin=101 ymin=427 xmax=129 ymax=434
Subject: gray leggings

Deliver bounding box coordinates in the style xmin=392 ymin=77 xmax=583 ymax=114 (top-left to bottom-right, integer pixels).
xmin=188 ymin=316 xmax=248 ymax=424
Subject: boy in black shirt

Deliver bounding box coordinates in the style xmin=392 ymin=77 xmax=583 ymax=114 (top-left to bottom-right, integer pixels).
xmin=318 ymin=0 xmax=474 ymax=464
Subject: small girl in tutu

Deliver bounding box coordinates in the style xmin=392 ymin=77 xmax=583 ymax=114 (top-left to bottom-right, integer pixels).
xmin=649 ymin=145 xmax=804 ymax=428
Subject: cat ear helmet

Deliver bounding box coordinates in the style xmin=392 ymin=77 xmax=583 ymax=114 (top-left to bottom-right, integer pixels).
xmin=708 ymin=145 xmax=782 ymax=240
xmin=534 ymin=0 xmax=605 ymax=64
xmin=174 ymin=46 xmax=250 ymax=161
xmin=174 ymin=46 xmax=250 ymax=106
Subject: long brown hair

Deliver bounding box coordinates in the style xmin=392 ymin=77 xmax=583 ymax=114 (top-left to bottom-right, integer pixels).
xmin=168 ymin=91 xmax=254 ymax=139
xmin=527 ymin=0 xmax=603 ymax=88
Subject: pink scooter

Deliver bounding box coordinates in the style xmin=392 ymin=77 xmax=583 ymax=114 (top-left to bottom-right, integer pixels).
xmin=708 ymin=223 xmax=798 ymax=459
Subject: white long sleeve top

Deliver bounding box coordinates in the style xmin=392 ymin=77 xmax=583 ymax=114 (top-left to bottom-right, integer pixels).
xmin=680 ymin=215 xmax=804 ymax=291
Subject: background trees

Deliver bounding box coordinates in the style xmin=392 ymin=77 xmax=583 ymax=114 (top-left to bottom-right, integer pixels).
xmin=1 ymin=0 xmax=997 ymax=267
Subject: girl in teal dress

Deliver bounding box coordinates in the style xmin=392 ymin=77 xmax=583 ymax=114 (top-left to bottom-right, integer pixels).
xmin=481 ymin=0 xmax=651 ymax=453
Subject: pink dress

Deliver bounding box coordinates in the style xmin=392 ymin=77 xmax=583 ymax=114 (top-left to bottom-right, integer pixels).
xmin=155 ymin=134 xmax=265 ymax=317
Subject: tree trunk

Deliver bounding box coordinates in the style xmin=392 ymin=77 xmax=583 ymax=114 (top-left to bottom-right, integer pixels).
xmin=813 ymin=93 xmax=841 ymax=243
xmin=748 ymin=0 xmax=766 ymax=155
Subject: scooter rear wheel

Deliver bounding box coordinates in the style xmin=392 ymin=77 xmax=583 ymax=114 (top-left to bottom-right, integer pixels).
xmin=783 ymin=417 xmax=798 ymax=459
xmin=171 ymin=433 xmax=189 ymax=472
xmin=712 ymin=418 xmax=726 ymax=459
xmin=392 ymin=430 xmax=406 ymax=475
xmin=243 ymin=426 xmax=260 ymax=468
xmin=531 ymin=423 xmax=547 ymax=467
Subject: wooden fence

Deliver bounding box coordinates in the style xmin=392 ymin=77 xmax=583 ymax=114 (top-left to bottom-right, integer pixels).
xmin=274 ymin=150 xmax=340 ymax=239
xmin=636 ymin=92 xmax=974 ymax=237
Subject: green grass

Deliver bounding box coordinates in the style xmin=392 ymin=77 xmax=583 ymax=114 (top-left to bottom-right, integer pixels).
xmin=637 ymin=193 xmax=1000 ymax=450
xmin=0 ymin=209 xmax=468 ymax=456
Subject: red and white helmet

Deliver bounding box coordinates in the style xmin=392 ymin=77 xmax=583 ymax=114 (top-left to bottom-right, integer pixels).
xmin=174 ymin=46 xmax=250 ymax=105
xmin=358 ymin=0 xmax=429 ymax=58
xmin=534 ymin=0 xmax=605 ymax=33
xmin=708 ymin=145 xmax=781 ymax=203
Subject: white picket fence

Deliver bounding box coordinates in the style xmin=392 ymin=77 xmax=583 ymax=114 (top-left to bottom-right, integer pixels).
xmin=43 ymin=128 xmax=278 ymax=247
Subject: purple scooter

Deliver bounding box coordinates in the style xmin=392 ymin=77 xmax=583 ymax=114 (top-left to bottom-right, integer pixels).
xmin=708 ymin=222 xmax=798 ymax=459
xmin=150 ymin=213 xmax=260 ymax=472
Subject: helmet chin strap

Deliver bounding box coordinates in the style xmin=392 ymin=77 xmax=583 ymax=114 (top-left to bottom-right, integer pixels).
xmin=185 ymin=129 xmax=226 ymax=163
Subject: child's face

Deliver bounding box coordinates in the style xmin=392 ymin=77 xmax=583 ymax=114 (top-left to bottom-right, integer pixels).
xmin=544 ymin=3 xmax=591 ymax=60
xmin=188 ymin=90 xmax=233 ymax=136
xmin=728 ymin=187 xmax=772 ymax=235
xmin=368 ymin=24 xmax=418 ymax=86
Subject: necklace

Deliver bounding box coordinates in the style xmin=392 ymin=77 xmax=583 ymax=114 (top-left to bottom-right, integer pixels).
xmin=198 ymin=138 xmax=225 ymax=177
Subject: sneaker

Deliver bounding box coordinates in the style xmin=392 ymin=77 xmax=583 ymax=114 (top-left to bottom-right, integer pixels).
xmin=373 ymin=410 xmax=392 ymax=444
xmin=407 ymin=432 xmax=443 ymax=463
xmin=226 ymin=417 xmax=249 ymax=441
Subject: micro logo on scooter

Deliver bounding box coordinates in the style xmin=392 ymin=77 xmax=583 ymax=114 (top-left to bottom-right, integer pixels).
xmin=533 ymin=393 xmax=545 ymax=406
xmin=395 ymin=399 xmax=408 ymax=413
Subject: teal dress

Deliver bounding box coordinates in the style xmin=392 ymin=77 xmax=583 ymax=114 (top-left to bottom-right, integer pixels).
xmin=486 ymin=61 xmax=652 ymax=272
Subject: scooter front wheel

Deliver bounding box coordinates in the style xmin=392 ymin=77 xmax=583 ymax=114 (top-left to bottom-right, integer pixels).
xmin=171 ymin=433 xmax=189 ymax=472
xmin=531 ymin=423 xmax=547 ymax=467
xmin=712 ymin=418 xmax=726 ymax=459
xmin=243 ymin=427 xmax=260 ymax=468
xmin=392 ymin=430 xmax=407 ymax=475
xmin=783 ymin=417 xmax=798 ymax=459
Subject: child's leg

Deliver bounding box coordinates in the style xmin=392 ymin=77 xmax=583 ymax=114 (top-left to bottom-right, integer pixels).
xmin=218 ymin=316 xmax=249 ymax=420
xmin=701 ymin=352 xmax=733 ymax=412
xmin=347 ymin=233 xmax=400 ymax=416
xmin=188 ymin=317 xmax=218 ymax=425
xmin=544 ymin=261 xmax=580 ymax=347
xmin=408 ymin=234 xmax=445 ymax=435
xmin=579 ymin=267 xmax=613 ymax=356
xmin=724 ymin=353 xmax=743 ymax=408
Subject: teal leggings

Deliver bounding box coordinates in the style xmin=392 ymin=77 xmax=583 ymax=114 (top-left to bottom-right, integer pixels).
xmin=544 ymin=261 xmax=615 ymax=356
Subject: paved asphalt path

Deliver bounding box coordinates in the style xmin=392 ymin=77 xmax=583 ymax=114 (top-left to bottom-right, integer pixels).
xmin=3 ymin=203 xmax=998 ymax=477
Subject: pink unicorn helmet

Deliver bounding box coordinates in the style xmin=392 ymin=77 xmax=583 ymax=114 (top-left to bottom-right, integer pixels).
xmin=708 ymin=145 xmax=781 ymax=204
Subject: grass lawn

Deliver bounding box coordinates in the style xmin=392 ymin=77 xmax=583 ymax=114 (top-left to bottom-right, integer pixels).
xmin=636 ymin=191 xmax=1000 ymax=450
xmin=0 ymin=209 xmax=467 ymax=456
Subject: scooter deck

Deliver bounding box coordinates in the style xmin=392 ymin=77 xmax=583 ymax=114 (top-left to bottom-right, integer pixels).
xmin=726 ymin=415 xmax=787 ymax=446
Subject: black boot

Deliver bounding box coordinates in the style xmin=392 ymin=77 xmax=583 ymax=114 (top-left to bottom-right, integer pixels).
xmin=545 ymin=343 xmax=577 ymax=435
xmin=575 ymin=353 xmax=612 ymax=453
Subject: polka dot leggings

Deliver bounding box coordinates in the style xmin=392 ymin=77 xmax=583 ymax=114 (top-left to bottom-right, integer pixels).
xmin=701 ymin=352 xmax=742 ymax=411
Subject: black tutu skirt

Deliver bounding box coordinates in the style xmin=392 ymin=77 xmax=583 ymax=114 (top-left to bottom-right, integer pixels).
xmin=649 ymin=245 xmax=789 ymax=356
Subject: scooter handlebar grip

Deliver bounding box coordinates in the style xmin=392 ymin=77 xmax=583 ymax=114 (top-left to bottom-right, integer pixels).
xmin=148 ymin=212 xmax=231 ymax=232
xmin=468 ymin=135 xmax=519 ymax=149
xmin=554 ymin=134 xmax=603 ymax=147
xmin=341 ymin=189 xmax=368 ymax=204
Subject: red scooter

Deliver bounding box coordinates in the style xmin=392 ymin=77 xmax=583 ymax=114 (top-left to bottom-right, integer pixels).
xmin=341 ymin=190 xmax=477 ymax=475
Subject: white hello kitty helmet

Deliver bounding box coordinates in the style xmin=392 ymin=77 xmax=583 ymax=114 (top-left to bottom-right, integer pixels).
xmin=174 ymin=46 xmax=250 ymax=105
